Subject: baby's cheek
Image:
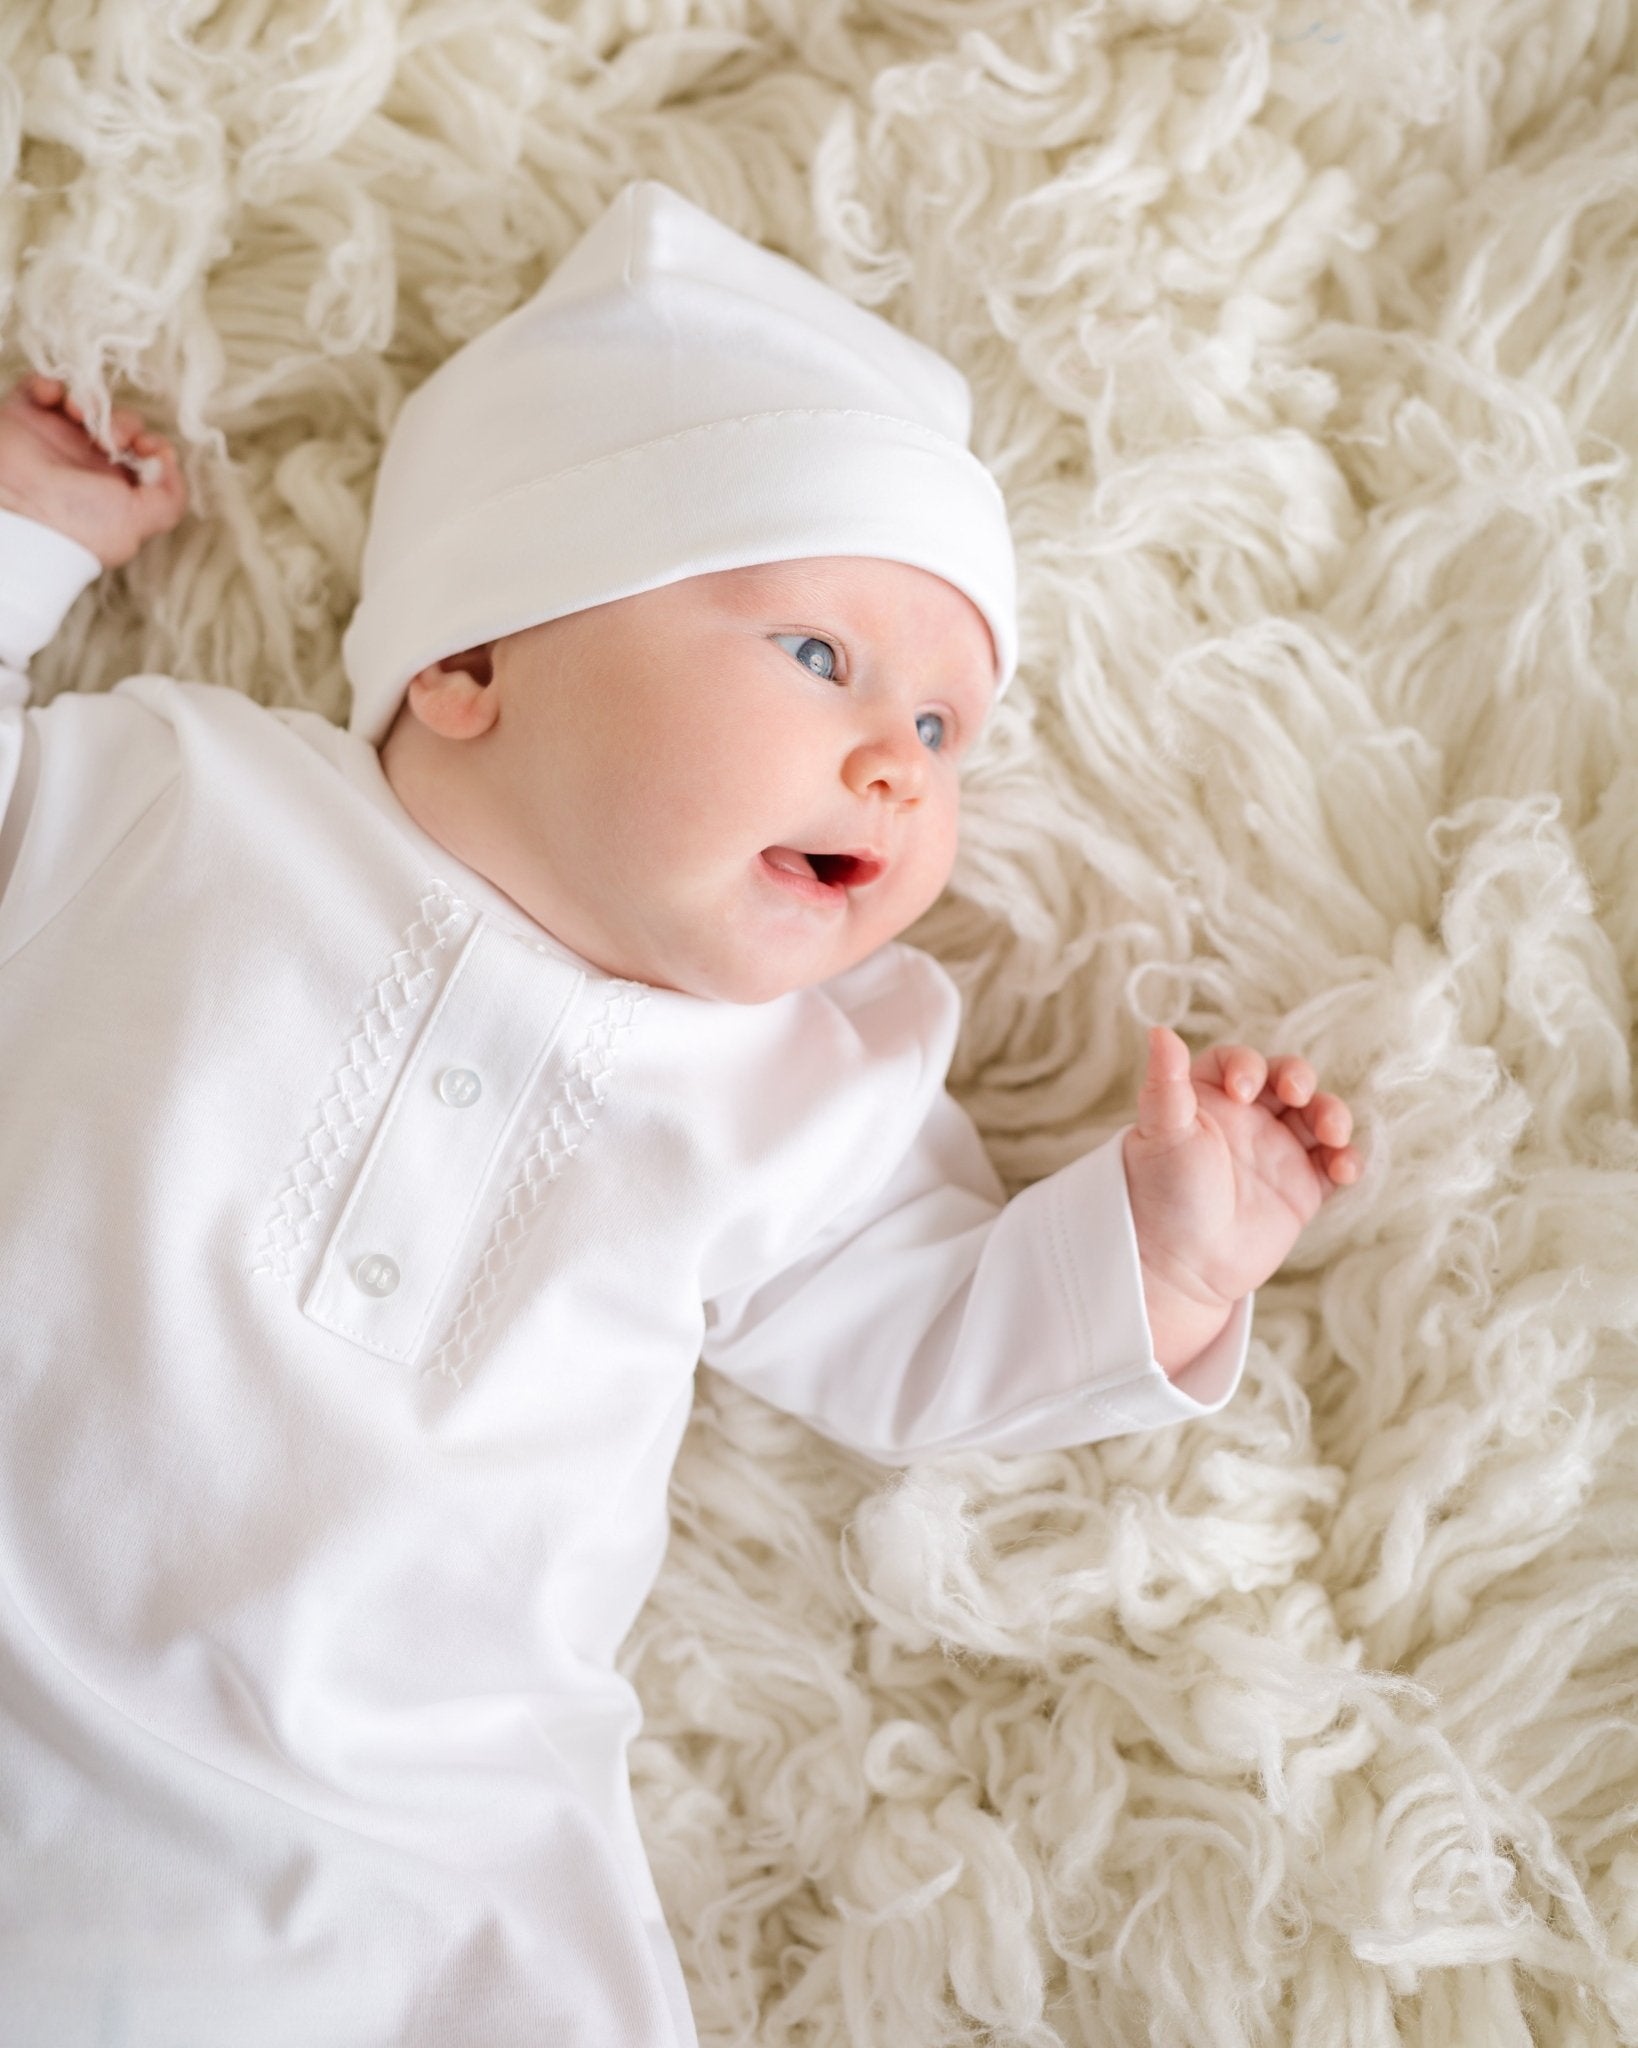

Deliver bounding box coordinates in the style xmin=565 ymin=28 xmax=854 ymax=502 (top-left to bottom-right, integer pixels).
xmin=923 ymin=808 xmax=963 ymax=900
xmin=887 ymin=849 xmax=953 ymax=938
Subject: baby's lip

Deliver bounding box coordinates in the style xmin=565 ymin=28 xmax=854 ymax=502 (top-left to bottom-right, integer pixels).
xmin=762 ymin=846 xmax=886 ymax=889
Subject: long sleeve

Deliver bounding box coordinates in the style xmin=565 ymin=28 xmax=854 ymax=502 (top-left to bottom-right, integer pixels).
xmin=0 ymin=506 xmax=101 ymax=691
xmin=0 ymin=508 xmax=102 ymax=862
xmin=699 ymin=1074 xmax=1251 ymax=1466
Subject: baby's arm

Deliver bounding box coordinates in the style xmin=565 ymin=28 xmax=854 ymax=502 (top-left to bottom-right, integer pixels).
xmin=699 ymin=983 xmax=1360 ymax=1462
xmin=0 ymin=377 xmax=188 ymax=900
xmin=1124 ymin=1027 xmax=1359 ymax=1373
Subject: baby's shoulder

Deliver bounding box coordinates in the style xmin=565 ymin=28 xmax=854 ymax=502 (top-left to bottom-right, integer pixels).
xmin=15 ymin=673 xmax=196 ymax=848
xmin=13 ymin=674 xmax=366 ymax=893
xmin=676 ymin=945 xmax=968 ymax=1257
xmin=811 ymin=939 xmax=964 ymax=1077
xmin=681 ymin=944 xmax=964 ymax=1148
xmin=34 ymin=672 xmax=291 ymax=767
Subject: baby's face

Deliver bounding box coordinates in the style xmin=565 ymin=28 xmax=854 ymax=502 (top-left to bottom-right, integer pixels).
xmin=380 ymin=556 xmax=997 ymax=1004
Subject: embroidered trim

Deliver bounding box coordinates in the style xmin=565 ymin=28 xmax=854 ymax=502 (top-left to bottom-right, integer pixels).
xmin=423 ymin=979 xmax=649 ymax=1386
xmin=251 ymin=883 xmax=472 ymax=1284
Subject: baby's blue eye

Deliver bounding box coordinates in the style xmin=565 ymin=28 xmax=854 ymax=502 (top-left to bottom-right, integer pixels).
xmin=774 ymin=633 xmax=838 ymax=679
xmin=774 ymin=635 xmax=948 ymax=753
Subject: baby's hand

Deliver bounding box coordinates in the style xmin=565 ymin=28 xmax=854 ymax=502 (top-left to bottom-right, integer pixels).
xmin=1122 ymin=1027 xmax=1360 ymax=1374
xmin=0 ymin=374 xmax=188 ymax=569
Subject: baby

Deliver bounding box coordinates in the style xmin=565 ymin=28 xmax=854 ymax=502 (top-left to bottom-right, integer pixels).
xmin=0 ymin=183 xmax=1357 ymax=2046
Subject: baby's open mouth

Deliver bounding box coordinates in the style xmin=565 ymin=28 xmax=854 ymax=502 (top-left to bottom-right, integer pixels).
xmin=761 ymin=847 xmax=884 ymax=890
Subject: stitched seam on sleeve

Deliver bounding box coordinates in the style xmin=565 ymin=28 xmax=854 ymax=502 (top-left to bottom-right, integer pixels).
xmin=1042 ymin=1164 xmax=1093 ymax=1368
xmin=782 ymin=1382 xmax=1157 ymax=1465
xmin=802 ymin=1366 xmax=1183 ymax=1464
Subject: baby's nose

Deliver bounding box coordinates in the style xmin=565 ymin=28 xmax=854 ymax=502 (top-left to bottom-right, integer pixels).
xmin=843 ymin=728 xmax=926 ymax=803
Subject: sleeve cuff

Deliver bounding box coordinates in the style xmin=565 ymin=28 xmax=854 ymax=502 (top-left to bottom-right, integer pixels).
xmin=0 ymin=507 xmax=103 ymax=672
xmin=993 ymin=1127 xmax=1252 ymax=1447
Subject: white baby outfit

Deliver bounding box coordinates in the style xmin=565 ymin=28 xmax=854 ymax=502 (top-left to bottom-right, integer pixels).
xmin=0 ymin=506 xmax=1250 ymax=2042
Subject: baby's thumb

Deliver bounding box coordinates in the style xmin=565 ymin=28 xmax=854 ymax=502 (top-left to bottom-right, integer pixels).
xmin=1134 ymin=1026 xmax=1196 ymax=1140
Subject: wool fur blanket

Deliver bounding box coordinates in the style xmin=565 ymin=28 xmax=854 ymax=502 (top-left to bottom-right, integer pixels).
xmin=4 ymin=0 xmax=1637 ymax=2041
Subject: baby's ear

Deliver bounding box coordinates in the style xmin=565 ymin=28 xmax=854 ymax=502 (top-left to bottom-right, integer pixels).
xmin=403 ymin=644 xmax=496 ymax=739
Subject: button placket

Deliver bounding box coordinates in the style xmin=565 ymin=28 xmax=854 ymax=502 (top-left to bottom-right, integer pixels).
xmin=302 ymin=918 xmax=583 ymax=1360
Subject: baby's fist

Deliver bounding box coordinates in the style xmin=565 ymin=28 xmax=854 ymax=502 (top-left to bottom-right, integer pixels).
xmin=0 ymin=375 xmax=188 ymax=569
xmin=1123 ymin=1028 xmax=1360 ymax=1374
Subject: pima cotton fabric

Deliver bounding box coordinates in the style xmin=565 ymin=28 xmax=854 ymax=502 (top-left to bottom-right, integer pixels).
xmin=0 ymin=508 xmax=1245 ymax=2046
xmin=341 ymin=180 xmax=1018 ymax=745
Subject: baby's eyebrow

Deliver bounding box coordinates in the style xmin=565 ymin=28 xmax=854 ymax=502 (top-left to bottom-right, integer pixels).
xmin=732 ymin=562 xmax=844 ymax=615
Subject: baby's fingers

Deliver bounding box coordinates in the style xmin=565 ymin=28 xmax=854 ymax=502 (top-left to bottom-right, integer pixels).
xmin=1283 ymin=1088 xmax=1352 ymax=1151
xmin=1135 ymin=1025 xmax=1198 ymax=1140
xmin=1280 ymin=1089 xmax=1359 ymax=1189
xmin=1312 ymin=1090 xmax=1352 ymax=1149
xmin=25 ymin=377 xmax=153 ymax=455
xmin=123 ymin=430 xmax=188 ymax=524
xmin=1194 ymin=1042 xmax=1267 ymax=1105
xmin=1266 ymin=1055 xmax=1316 ymax=1108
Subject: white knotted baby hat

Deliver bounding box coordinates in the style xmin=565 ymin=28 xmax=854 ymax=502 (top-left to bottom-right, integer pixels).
xmin=343 ymin=180 xmax=1017 ymax=744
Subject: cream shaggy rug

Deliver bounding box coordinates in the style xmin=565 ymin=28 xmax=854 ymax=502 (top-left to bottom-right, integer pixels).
xmin=5 ymin=0 xmax=1637 ymax=2040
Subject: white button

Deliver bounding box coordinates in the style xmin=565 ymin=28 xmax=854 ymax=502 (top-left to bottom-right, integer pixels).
xmin=438 ymin=1066 xmax=483 ymax=1108
xmin=353 ymin=1254 xmax=400 ymax=1297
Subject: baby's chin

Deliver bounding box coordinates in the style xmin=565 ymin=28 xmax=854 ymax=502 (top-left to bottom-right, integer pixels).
xmin=527 ymin=864 xmax=934 ymax=1004
xmin=636 ymin=927 xmax=904 ymax=1006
